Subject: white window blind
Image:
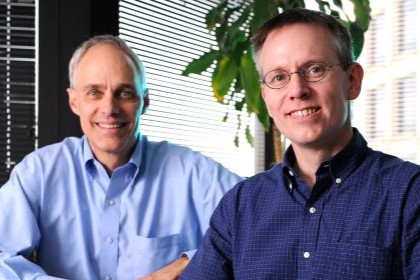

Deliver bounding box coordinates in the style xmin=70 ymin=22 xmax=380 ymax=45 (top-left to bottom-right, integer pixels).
xmin=355 ymin=1 xmax=420 ymax=164
xmin=395 ymin=0 xmax=416 ymax=53
xmin=118 ymin=0 xmax=257 ymax=176
xmin=365 ymin=86 xmax=386 ymax=139
xmin=392 ymin=75 xmax=417 ymax=136
xmin=0 ymin=0 xmax=36 ymax=185
xmin=367 ymin=12 xmax=386 ymax=65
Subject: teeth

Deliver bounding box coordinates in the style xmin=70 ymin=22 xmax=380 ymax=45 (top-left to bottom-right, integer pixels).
xmin=291 ymin=108 xmax=317 ymax=117
xmin=98 ymin=123 xmax=122 ymax=128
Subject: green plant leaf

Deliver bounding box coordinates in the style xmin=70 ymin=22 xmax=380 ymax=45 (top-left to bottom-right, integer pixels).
xmin=245 ymin=124 xmax=254 ymax=146
xmin=214 ymin=6 xmax=242 ymax=49
xmin=182 ymin=50 xmax=220 ymax=76
xmin=315 ymin=0 xmax=330 ymax=13
xmin=222 ymin=112 xmax=228 ymax=122
xmin=240 ymin=47 xmax=270 ymax=129
xmin=205 ymin=0 xmax=227 ymax=30
xmin=235 ymin=99 xmax=245 ymax=111
xmin=330 ymin=10 xmax=340 ymax=18
xmin=234 ymin=135 xmax=239 ymax=147
xmin=350 ymin=0 xmax=371 ymax=30
xmin=212 ymin=55 xmax=238 ymax=103
xmin=227 ymin=5 xmax=251 ymax=42
xmin=215 ymin=21 xmax=228 ymax=49
xmin=349 ymin=22 xmax=365 ymax=59
xmin=250 ymin=0 xmax=278 ymax=33
xmin=332 ymin=0 xmax=343 ymax=8
xmin=282 ymin=0 xmax=306 ymax=10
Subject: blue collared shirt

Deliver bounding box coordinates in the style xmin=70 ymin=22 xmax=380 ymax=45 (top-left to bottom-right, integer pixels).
xmin=181 ymin=129 xmax=420 ymax=279
xmin=0 ymin=135 xmax=243 ymax=280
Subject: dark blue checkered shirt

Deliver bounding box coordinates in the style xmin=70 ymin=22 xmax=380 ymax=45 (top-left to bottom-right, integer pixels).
xmin=181 ymin=129 xmax=420 ymax=279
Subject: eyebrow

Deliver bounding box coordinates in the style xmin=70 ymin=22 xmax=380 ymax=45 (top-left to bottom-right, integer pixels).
xmin=79 ymin=83 xmax=136 ymax=91
xmin=268 ymin=60 xmax=328 ymax=72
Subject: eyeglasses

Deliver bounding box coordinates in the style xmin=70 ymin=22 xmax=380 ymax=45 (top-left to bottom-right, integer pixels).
xmin=260 ymin=62 xmax=342 ymax=89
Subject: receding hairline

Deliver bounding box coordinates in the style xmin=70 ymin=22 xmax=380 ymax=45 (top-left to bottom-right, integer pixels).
xmin=68 ymin=35 xmax=147 ymax=93
xmin=72 ymin=43 xmax=138 ymax=83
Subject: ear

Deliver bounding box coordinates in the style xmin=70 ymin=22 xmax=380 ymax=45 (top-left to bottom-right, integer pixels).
xmin=67 ymin=88 xmax=80 ymax=116
xmin=347 ymin=62 xmax=364 ymax=100
xmin=141 ymin=88 xmax=150 ymax=115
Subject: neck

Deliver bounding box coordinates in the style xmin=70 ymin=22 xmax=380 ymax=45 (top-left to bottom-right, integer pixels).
xmin=100 ymin=154 xmax=130 ymax=176
xmin=90 ymin=139 xmax=138 ymax=177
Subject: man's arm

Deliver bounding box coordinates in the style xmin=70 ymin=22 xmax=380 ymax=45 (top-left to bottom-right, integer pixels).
xmin=402 ymin=172 xmax=420 ymax=279
xmin=180 ymin=187 xmax=236 ymax=280
xmin=137 ymin=161 xmax=241 ymax=280
xmin=0 ymin=165 xmax=59 ymax=279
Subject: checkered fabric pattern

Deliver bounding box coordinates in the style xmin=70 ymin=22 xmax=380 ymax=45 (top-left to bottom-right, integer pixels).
xmin=181 ymin=129 xmax=420 ymax=280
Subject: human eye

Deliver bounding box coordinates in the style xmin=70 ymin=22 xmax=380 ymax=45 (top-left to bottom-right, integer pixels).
xmin=274 ymin=73 xmax=287 ymax=82
xmin=119 ymin=88 xmax=137 ymax=99
xmin=87 ymin=89 xmax=101 ymax=98
xmin=267 ymin=70 xmax=287 ymax=83
xmin=305 ymin=63 xmax=326 ymax=77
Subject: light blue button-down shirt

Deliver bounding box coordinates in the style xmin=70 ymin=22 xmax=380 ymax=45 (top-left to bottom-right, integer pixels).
xmin=0 ymin=135 xmax=243 ymax=280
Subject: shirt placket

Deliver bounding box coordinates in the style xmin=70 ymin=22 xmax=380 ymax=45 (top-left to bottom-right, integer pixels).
xmin=298 ymin=200 xmax=323 ymax=279
xmin=98 ymin=168 xmax=130 ymax=280
xmin=296 ymin=167 xmax=331 ymax=280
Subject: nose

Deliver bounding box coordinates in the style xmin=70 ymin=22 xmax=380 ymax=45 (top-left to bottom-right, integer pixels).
xmin=100 ymin=95 xmax=120 ymax=116
xmin=287 ymin=72 xmax=310 ymax=100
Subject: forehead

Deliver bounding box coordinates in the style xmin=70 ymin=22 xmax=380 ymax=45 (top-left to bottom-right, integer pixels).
xmin=259 ymin=23 xmax=337 ymax=72
xmin=74 ymin=44 xmax=138 ymax=86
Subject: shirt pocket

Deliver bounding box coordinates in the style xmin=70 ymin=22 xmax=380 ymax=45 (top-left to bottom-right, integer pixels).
xmin=312 ymin=242 xmax=394 ymax=279
xmin=130 ymin=233 xmax=182 ymax=277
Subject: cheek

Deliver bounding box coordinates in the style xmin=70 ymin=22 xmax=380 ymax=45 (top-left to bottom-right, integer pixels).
xmin=265 ymin=96 xmax=284 ymax=117
xmin=77 ymin=103 xmax=95 ymax=118
xmin=327 ymin=93 xmax=350 ymax=121
xmin=124 ymin=103 xmax=142 ymax=120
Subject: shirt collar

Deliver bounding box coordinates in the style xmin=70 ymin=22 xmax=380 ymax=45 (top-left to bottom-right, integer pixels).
xmin=282 ymin=128 xmax=369 ymax=184
xmin=326 ymin=128 xmax=368 ymax=180
xmin=82 ymin=134 xmax=145 ymax=174
xmin=129 ymin=134 xmax=144 ymax=169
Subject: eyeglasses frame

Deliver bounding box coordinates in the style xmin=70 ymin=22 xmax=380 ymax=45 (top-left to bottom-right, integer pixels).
xmin=260 ymin=62 xmax=344 ymax=90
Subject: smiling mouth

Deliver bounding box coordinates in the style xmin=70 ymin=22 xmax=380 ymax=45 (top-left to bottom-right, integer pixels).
xmin=97 ymin=123 xmax=124 ymax=129
xmin=290 ymin=108 xmax=319 ymax=117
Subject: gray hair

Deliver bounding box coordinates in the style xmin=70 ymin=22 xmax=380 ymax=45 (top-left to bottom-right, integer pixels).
xmin=68 ymin=35 xmax=147 ymax=95
xmin=251 ymin=8 xmax=354 ymax=74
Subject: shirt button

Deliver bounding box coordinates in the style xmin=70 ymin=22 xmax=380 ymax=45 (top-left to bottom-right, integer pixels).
xmin=109 ymin=199 xmax=115 ymax=206
xmin=105 ymin=276 xmax=112 ymax=280
xmin=107 ymin=237 xmax=114 ymax=244
xmin=289 ymin=183 xmax=293 ymax=190
xmin=309 ymin=207 xmax=316 ymax=214
xmin=303 ymin=251 xmax=310 ymax=259
xmin=288 ymin=170 xmax=294 ymax=176
xmin=335 ymin=178 xmax=342 ymax=184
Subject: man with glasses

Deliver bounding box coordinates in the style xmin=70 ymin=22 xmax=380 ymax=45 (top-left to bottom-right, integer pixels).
xmin=181 ymin=8 xmax=420 ymax=279
xmin=0 ymin=35 xmax=242 ymax=279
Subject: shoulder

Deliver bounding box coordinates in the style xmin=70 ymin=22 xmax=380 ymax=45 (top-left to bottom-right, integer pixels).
xmin=239 ymin=164 xmax=284 ymax=190
xmin=35 ymin=137 xmax=82 ymax=155
xmin=358 ymin=149 xmax=420 ymax=200
xmin=2 ymin=137 xmax=84 ymax=193
xmin=224 ymin=164 xmax=285 ymax=205
xmin=365 ymin=149 xmax=420 ymax=181
xmin=14 ymin=137 xmax=83 ymax=172
xmin=144 ymin=139 xmax=224 ymax=168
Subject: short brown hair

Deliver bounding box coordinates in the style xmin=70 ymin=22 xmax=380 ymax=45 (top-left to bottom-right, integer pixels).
xmin=251 ymin=8 xmax=353 ymax=73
